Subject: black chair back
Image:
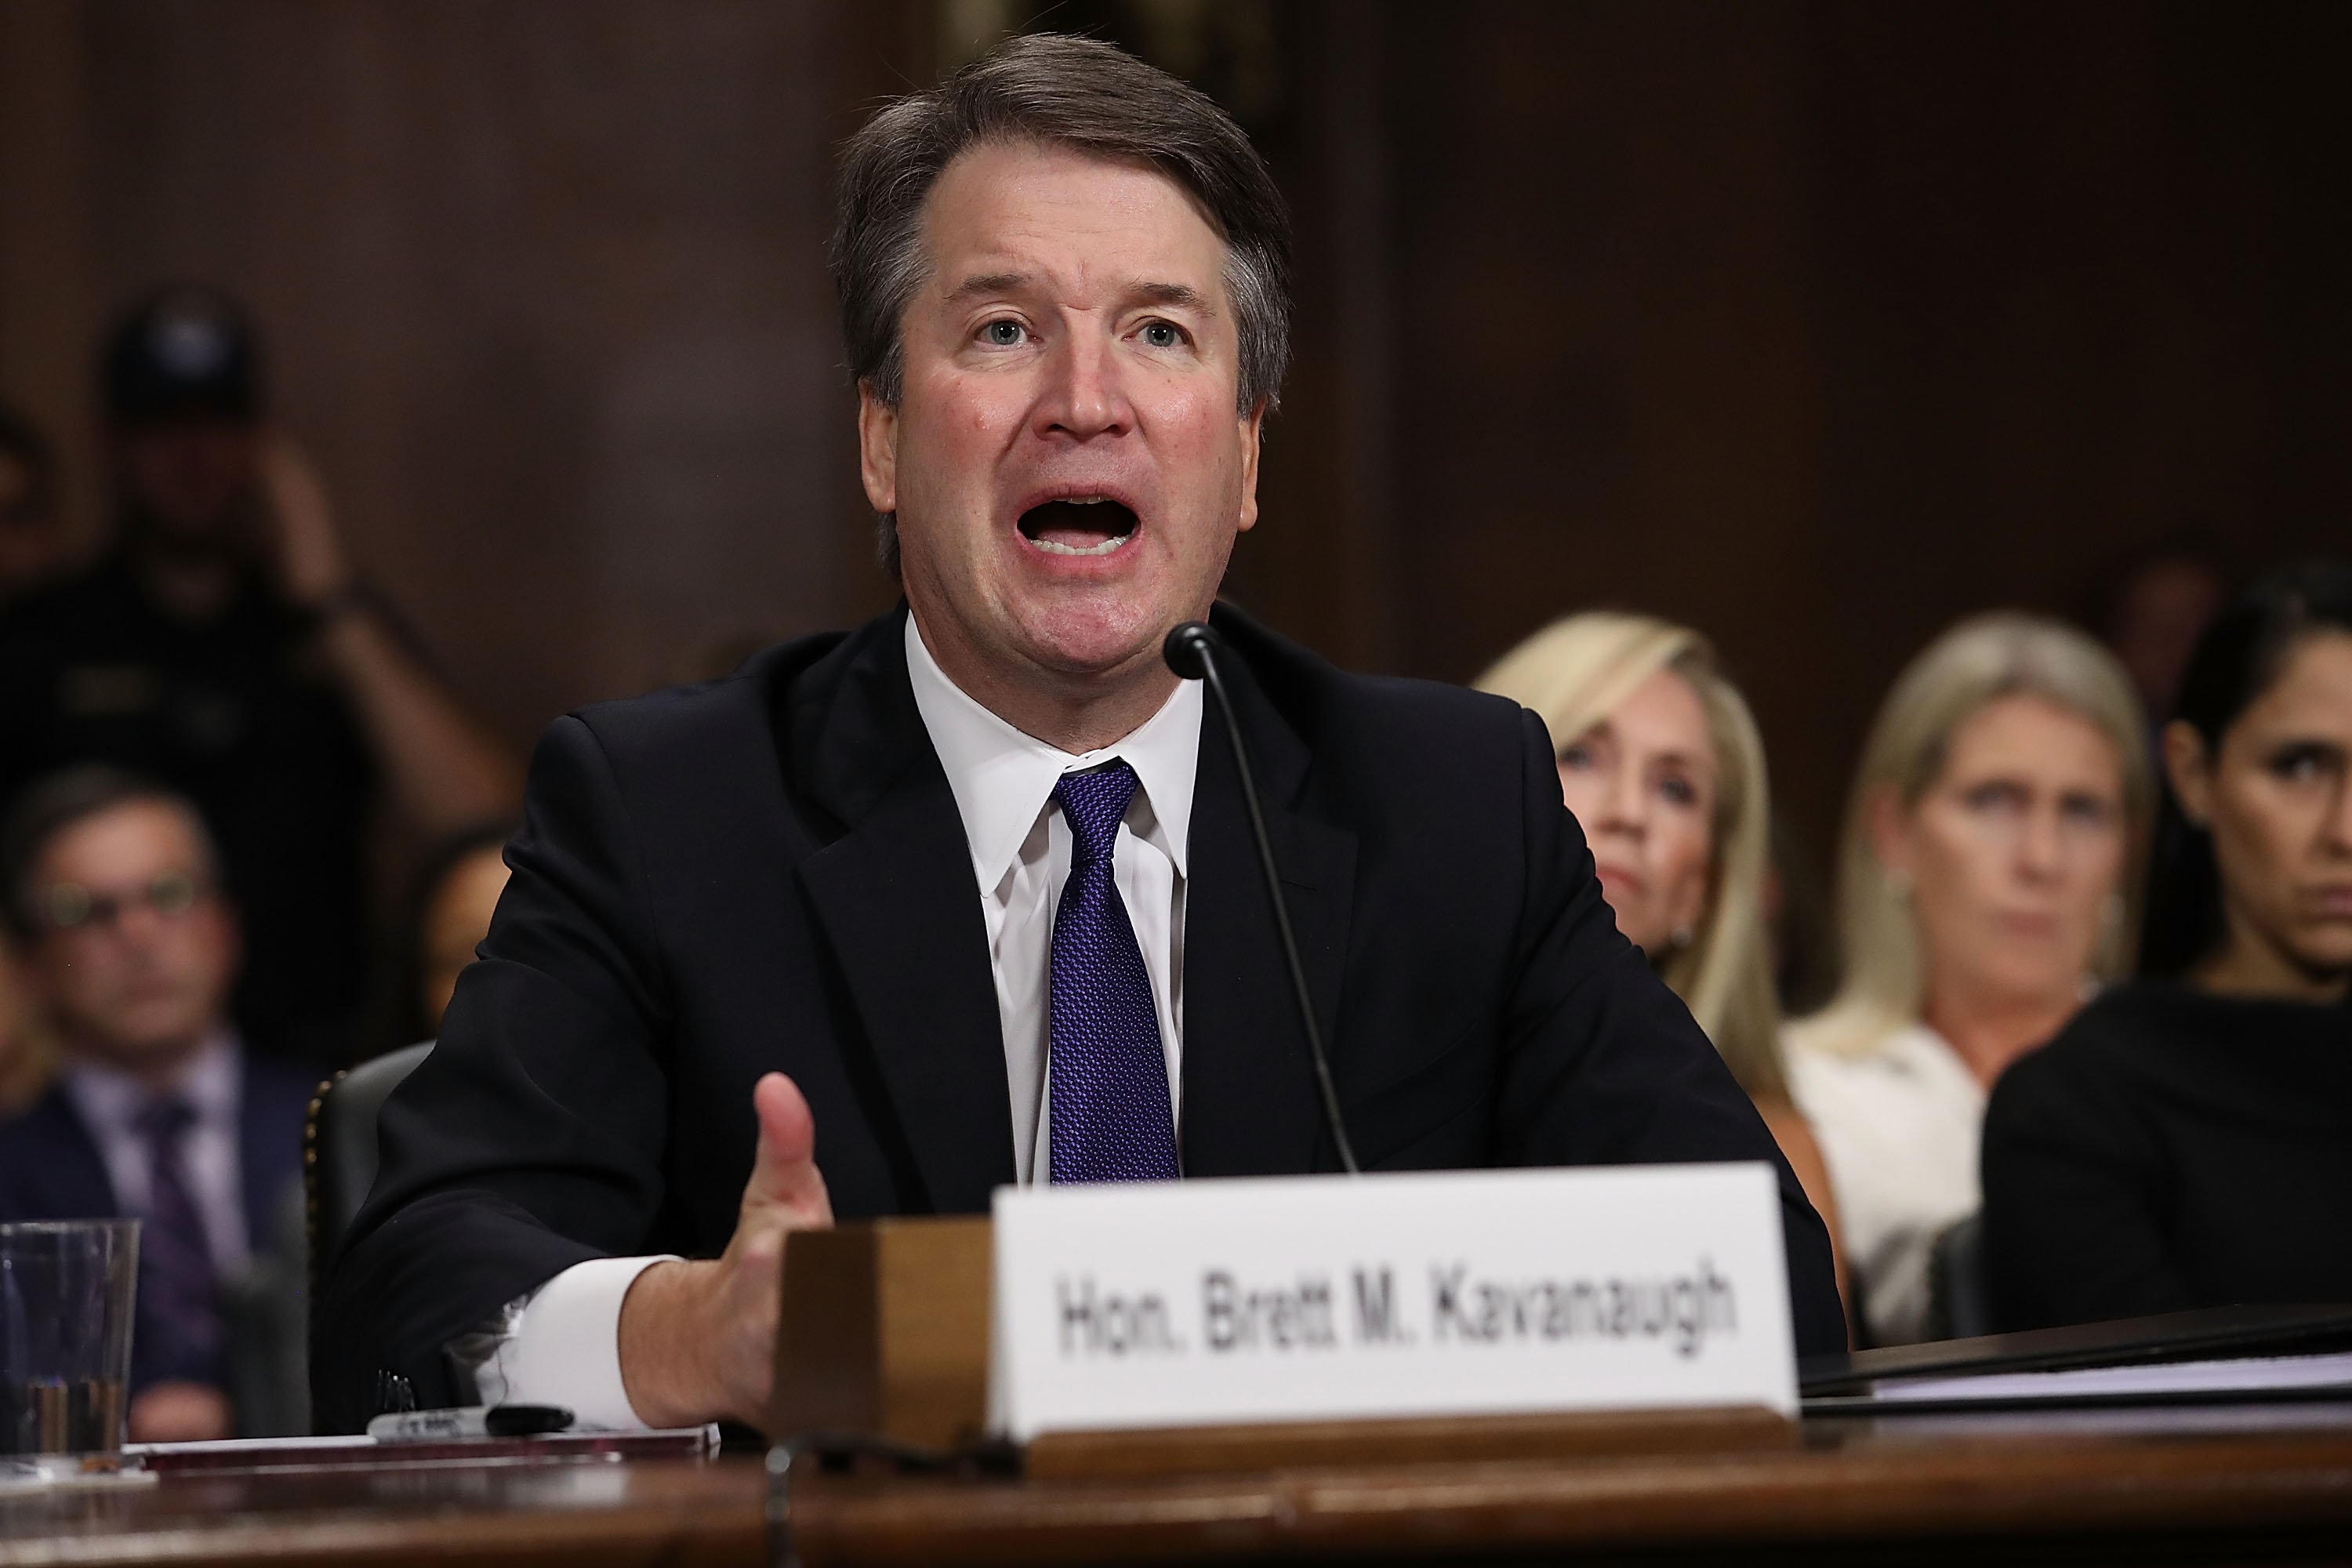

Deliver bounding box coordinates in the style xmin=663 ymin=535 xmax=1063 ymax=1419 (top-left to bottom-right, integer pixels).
xmin=304 ymin=1041 xmax=434 ymax=1294
xmin=1927 ymin=1210 xmax=1994 ymax=1341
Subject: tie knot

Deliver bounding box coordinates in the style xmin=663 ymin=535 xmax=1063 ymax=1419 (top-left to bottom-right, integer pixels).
xmin=1053 ymin=760 xmax=1139 ymax=866
xmin=132 ymin=1093 xmax=196 ymax=1148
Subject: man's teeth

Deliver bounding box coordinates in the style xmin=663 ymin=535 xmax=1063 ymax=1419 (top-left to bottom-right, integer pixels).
xmin=1025 ymin=495 xmax=1132 ymax=554
xmin=1032 ymin=532 xmax=1131 ymax=557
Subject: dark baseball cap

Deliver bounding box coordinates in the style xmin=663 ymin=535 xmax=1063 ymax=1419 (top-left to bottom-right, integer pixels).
xmin=102 ymin=286 xmax=264 ymax=427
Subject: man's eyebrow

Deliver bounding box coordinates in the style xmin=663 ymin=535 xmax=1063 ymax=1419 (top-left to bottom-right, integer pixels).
xmin=1131 ymin=281 xmax=1215 ymax=314
xmin=941 ymin=275 xmax=1219 ymax=314
xmin=945 ymin=271 xmax=1031 ymax=303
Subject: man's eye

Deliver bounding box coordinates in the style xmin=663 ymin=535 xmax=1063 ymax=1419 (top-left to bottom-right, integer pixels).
xmin=981 ymin=320 xmax=1025 ymax=347
xmin=1140 ymin=321 xmax=1182 ymax=349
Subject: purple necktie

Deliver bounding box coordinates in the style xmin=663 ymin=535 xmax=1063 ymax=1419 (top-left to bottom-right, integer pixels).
xmin=130 ymin=1094 xmax=222 ymax=1387
xmin=1048 ymin=762 xmax=1181 ymax=1184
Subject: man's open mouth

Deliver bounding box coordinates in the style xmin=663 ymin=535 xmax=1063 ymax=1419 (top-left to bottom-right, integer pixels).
xmin=1017 ymin=496 xmax=1138 ymax=557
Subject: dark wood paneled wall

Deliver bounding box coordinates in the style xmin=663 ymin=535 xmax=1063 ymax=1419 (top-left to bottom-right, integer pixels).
xmin=4 ymin=1 xmax=2347 ymax=852
xmin=0 ymin=0 xmax=913 ymax=745
xmin=1303 ymin=0 xmax=2351 ymax=850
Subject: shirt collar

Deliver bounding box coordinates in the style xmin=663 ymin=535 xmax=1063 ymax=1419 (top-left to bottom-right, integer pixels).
xmin=904 ymin=612 xmax=1201 ymax=896
xmin=64 ymin=1029 xmax=243 ymax=1138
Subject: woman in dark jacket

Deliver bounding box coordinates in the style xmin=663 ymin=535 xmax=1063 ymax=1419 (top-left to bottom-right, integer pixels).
xmin=1983 ymin=560 xmax=2352 ymax=1330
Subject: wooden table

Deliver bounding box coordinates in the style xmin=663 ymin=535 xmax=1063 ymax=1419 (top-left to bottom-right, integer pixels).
xmin=0 ymin=1455 xmax=762 ymax=1566
xmin=10 ymin=1407 xmax=2352 ymax=1566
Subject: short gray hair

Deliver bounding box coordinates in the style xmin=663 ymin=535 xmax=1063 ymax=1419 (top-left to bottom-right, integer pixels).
xmin=829 ymin=33 xmax=1294 ymax=572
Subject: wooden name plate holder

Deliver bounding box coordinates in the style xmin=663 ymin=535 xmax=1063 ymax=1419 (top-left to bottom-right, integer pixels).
xmin=768 ymin=1218 xmax=995 ymax=1452
xmin=765 ymin=1218 xmax=1792 ymax=1480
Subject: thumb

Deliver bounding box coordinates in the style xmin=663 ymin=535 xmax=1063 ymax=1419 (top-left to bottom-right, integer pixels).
xmin=744 ymin=1072 xmax=831 ymax=1223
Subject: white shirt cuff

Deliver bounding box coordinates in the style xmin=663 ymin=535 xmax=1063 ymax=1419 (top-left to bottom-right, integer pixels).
xmin=474 ymin=1254 xmax=678 ymax=1432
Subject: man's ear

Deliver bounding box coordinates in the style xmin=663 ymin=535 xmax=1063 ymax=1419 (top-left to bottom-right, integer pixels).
xmin=1234 ymin=400 xmax=1265 ymax=535
xmin=2162 ymin=720 xmax=2214 ymax=827
xmin=857 ymin=384 xmax=900 ymax=517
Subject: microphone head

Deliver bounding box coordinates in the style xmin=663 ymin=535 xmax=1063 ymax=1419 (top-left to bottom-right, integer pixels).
xmin=1163 ymin=621 xmax=1218 ymax=681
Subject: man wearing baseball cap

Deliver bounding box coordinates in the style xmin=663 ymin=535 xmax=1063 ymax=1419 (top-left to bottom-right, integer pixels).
xmin=0 ymin=286 xmax=518 ymax=1064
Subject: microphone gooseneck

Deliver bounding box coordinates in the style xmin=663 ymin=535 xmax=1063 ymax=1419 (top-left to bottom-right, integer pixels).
xmin=1163 ymin=621 xmax=1362 ymax=1176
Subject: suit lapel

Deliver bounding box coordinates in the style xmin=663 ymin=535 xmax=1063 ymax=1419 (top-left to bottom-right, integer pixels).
xmin=1181 ymin=626 xmax=1357 ymax=1178
xmin=792 ymin=611 xmax=1015 ymax=1214
xmin=783 ymin=603 xmax=1359 ymax=1195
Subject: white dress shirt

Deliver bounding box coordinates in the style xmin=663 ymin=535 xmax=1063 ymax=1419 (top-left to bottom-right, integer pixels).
xmin=64 ymin=1030 xmax=252 ymax=1273
xmin=1785 ymin=1022 xmax=1984 ymax=1347
xmin=477 ymin=615 xmax=1203 ymax=1426
xmin=905 ymin=614 xmax=1200 ymax=1180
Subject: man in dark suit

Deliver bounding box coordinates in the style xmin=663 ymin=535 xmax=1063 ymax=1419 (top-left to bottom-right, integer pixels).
xmin=0 ymin=767 xmax=313 ymax=1440
xmin=317 ymin=33 xmax=1842 ymax=1435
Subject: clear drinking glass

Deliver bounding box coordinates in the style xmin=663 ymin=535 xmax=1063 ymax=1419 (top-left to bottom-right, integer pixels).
xmin=0 ymin=1220 xmax=140 ymax=1456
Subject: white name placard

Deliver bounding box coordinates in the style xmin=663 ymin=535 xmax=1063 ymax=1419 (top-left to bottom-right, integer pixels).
xmin=986 ymin=1163 xmax=1795 ymax=1439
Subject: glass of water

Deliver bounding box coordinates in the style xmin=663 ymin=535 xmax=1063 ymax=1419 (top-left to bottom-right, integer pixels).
xmin=0 ymin=1220 xmax=140 ymax=1456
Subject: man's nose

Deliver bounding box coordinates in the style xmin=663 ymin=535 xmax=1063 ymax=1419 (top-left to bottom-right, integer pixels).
xmin=109 ymin=902 xmax=172 ymax=946
xmin=1036 ymin=325 xmax=1133 ymax=441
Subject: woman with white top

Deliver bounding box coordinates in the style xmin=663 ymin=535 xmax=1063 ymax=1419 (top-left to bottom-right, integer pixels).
xmin=1786 ymin=614 xmax=2150 ymax=1345
xmin=1479 ymin=613 xmax=1846 ymax=1302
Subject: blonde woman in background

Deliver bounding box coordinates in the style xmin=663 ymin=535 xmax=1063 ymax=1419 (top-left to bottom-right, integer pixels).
xmin=1787 ymin=614 xmax=2150 ymax=1345
xmin=1479 ymin=614 xmax=1845 ymax=1297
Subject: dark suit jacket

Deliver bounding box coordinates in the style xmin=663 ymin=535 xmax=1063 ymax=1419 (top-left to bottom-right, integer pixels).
xmin=0 ymin=1050 xmax=314 ymax=1392
xmin=314 ymin=605 xmax=1842 ymax=1429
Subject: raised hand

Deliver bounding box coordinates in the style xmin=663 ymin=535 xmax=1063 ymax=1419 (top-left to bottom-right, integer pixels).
xmin=252 ymin=431 xmax=352 ymax=612
xmin=618 ymin=1073 xmax=833 ymax=1428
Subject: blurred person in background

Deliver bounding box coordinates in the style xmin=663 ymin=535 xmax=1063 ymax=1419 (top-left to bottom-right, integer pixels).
xmin=2088 ymin=532 xmax=2234 ymax=735
xmin=0 ymin=288 xmax=520 ymax=1065
xmin=383 ymin=820 xmax=516 ymax=1051
xmin=0 ymin=767 xmax=314 ymax=1441
xmin=1984 ymin=561 xmax=2352 ymax=1330
xmin=0 ymin=399 xmax=73 ymax=604
xmin=1787 ymin=615 xmax=2150 ymax=1345
xmin=1479 ymin=614 xmax=1846 ymax=1303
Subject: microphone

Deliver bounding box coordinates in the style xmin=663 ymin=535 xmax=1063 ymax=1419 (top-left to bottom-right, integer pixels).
xmin=1163 ymin=621 xmax=1362 ymax=1175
